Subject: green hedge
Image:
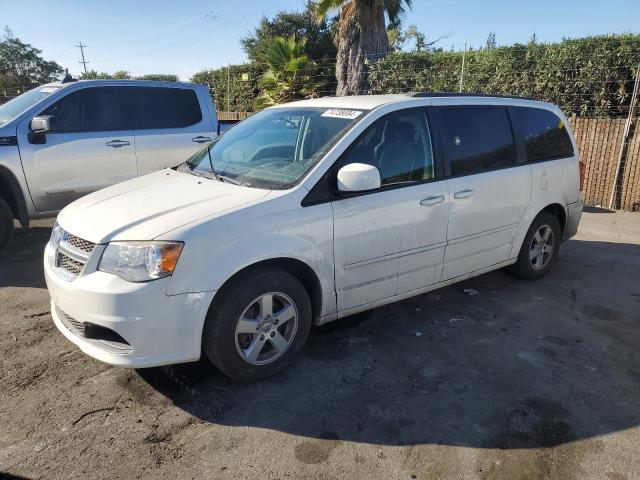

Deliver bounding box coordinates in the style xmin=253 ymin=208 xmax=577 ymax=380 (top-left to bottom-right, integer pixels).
xmin=191 ymin=64 xmax=264 ymax=112
xmin=368 ymin=34 xmax=640 ymax=117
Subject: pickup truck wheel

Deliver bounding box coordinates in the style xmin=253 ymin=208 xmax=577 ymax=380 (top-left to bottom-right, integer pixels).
xmin=0 ymin=197 xmax=14 ymax=251
xmin=202 ymin=268 xmax=312 ymax=382
xmin=508 ymin=212 xmax=561 ymax=280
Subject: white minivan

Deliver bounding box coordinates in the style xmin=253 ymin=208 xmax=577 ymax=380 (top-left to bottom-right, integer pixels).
xmin=45 ymin=93 xmax=584 ymax=381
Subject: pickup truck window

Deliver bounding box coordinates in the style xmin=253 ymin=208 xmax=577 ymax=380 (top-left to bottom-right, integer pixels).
xmin=0 ymin=86 xmax=61 ymax=127
xmin=186 ymin=107 xmax=364 ymax=190
xmin=42 ymin=87 xmax=128 ymax=132
xmin=133 ymin=87 xmax=202 ymax=129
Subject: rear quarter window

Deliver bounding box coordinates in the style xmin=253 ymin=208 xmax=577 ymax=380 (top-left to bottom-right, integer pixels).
xmin=513 ymin=107 xmax=574 ymax=161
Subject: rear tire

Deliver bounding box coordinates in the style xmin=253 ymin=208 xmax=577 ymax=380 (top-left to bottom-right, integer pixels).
xmin=0 ymin=197 xmax=14 ymax=252
xmin=202 ymin=267 xmax=312 ymax=382
xmin=508 ymin=212 xmax=561 ymax=280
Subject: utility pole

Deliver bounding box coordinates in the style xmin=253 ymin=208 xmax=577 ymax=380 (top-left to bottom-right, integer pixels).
xmin=227 ymin=65 xmax=230 ymax=112
xmin=76 ymin=42 xmax=89 ymax=74
xmin=608 ymin=62 xmax=640 ymax=210
xmin=459 ymin=42 xmax=467 ymax=93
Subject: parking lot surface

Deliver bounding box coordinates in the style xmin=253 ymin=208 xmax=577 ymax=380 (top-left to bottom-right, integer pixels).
xmin=1 ymin=210 xmax=639 ymax=480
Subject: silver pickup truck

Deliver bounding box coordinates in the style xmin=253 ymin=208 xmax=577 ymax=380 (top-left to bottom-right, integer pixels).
xmin=0 ymin=79 xmax=219 ymax=250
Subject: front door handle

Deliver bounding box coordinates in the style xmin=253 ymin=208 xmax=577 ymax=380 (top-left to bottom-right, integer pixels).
xmin=420 ymin=195 xmax=445 ymax=206
xmin=192 ymin=136 xmax=212 ymax=144
xmin=105 ymin=140 xmax=130 ymax=148
xmin=453 ymin=189 xmax=475 ymax=199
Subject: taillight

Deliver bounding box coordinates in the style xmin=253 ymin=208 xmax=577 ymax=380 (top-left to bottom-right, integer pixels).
xmin=579 ymin=160 xmax=585 ymax=192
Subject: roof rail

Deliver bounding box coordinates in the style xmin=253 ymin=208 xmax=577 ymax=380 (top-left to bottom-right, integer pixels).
xmin=409 ymin=92 xmax=535 ymax=101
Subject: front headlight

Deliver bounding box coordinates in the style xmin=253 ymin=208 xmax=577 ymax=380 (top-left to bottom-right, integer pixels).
xmin=98 ymin=241 xmax=183 ymax=282
xmin=50 ymin=221 xmax=63 ymax=247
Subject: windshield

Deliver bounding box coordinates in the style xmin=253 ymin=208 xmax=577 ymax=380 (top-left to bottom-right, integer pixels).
xmin=0 ymin=86 xmax=62 ymax=128
xmin=185 ymin=107 xmax=365 ymax=189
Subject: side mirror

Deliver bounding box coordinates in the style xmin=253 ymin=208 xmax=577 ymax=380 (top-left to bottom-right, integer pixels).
xmin=30 ymin=116 xmax=53 ymax=133
xmin=337 ymin=163 xmax=381 ymax=193
xmin=28 ymin=116 xmax=53 ymax=145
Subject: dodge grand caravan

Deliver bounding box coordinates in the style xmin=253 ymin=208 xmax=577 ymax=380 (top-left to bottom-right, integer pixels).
xmin=0 ymin=79 xmax=219 ymax=251
xmin=45 ymin=93 xmax=584 ymax=381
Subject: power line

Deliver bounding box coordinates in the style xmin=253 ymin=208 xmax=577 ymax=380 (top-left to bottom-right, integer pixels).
xmin=76 ymin=42 xmax=89 ymax=73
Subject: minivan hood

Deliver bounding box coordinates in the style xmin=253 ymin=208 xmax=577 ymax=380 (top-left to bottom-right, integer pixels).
xmin=57 ymin=169 xmax=272 ymax=243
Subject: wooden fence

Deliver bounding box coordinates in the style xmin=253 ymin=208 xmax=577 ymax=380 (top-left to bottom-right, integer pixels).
xmin=569 ymin=117 xmax=640 ymax=211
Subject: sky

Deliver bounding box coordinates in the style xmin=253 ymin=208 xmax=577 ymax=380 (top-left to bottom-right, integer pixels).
xmin=2 ymin=0 xmax=639 ymax=81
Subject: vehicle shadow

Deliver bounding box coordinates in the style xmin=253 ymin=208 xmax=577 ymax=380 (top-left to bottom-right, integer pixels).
xmin=0 ymin=225 xmax=52 ymax=289
xmin=139 ymin=239 xmax=640 ymax=449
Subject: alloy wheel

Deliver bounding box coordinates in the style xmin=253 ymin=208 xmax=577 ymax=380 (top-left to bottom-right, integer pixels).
xmin=234 ymin=292 xmax=299 ymax=365
xmin=530 ymin=224 xmax=555 ymax=270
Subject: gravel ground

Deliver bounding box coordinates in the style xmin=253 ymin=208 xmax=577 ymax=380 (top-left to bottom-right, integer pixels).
xmin=1 ymin=210 xmax=639 ymax=480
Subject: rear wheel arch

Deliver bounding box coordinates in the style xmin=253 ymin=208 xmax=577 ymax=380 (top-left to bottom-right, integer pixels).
xmin=540 ymin=203 xmax=567 ymax=237
xmin=0 ymin=166 xmax=29 ymax=227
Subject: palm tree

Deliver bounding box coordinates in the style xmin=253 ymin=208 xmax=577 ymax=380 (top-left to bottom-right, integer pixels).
xmin=255 ymin=35 xmax=321 ymax=108
xmin=316 ymin=0 xmax=413 ymax=96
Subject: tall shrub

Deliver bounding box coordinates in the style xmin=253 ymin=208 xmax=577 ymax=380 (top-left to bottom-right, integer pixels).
xmin=368 ymin=34 xmax=640 ymax=117
xmin=191 ymin=64 xmax=264 ymax=112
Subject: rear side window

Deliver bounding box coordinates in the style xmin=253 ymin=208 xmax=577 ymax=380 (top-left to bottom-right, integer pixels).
xmin=440 ymin=107 xmax=516 ymax=176
xmin=513 ymin=107 xmax=574 ymax=161
xmin=339 ymin=109 xmax=435 ymax=186
xmin=42 ymin=87 xmax=129 ymax=132
xmin=134 ymin=87 xmax=202 ymax=129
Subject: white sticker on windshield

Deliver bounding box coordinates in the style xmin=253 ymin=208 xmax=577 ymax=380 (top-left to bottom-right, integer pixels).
xmin=39 ymin=87 xmax=60 ymax=93
xmin=321 ymin=109 xmax=362 ymax=120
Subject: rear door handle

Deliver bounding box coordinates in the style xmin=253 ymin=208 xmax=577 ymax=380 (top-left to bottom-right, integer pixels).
xmin=192 ymin=136 xmax=212 ymax=144
xmin=105 ymin=140 xmax=130 ymax=148
xmin=420 ymin=195 xmax=445 ymax=206
xmin=453 ymin=189 xmax=475 ymax=199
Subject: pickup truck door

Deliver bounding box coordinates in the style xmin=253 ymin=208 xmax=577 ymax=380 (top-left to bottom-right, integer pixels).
xmin=131 ymin=86 xmax=215 ymax=175
xmin=16 ymin=86 xmax=137 ymax=212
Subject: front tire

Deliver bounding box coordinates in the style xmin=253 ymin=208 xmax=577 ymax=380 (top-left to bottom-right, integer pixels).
xmin=202 ymin=268 xmax=312 ymax=382
xmin=0 ymin=197 xmax=14 ymax=252
xmin=508 ymin=212 xmax=561 ymax=280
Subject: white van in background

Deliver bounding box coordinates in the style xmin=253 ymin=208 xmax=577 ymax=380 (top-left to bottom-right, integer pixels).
xmin=0 ymin=80 xmax=219 ymax=250
xmin=44 ymin=93 xmax=584 ymax=381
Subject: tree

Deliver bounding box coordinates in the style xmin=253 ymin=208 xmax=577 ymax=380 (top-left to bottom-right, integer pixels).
xmin=242 ymin=2 xmax=336 ymax=63
xmin=486 ymin=31 xmax=496 ymax=49
xmin=0 ymin=27 xmax=62 ymax=89
xmin=79 ymin=70 xmax=178 ymax=82
xmin=388 ymin=22 xmax=429 ymax=52
xmin=316 ymin=0 xmax=413 ymax=96
xmin=255 ymin=36 xmax=320 ymax=108
xmin=136 ymin=73 xmax=179 ymax=82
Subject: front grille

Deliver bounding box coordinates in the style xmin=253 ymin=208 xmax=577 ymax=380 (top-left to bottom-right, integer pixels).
xmin=57 ymin=252 xmax=84 ymax=276
xmin=54 ymin=231 xmax=96 ymax=281
xmin=66 ymin=234 xmax=96 ymax=255
xmin=57 ymin=308 xmax=85 ymax=336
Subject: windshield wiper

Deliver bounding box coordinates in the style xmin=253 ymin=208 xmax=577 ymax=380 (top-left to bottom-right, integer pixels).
xmin=217 ymin=174 xmax=251 ymax=187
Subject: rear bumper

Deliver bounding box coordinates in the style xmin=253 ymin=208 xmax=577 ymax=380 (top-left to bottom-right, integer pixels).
xmin=563 ymin=198 xmax=584 ymax=241
xmin=44 ymin=241 xmax=215 ymax=368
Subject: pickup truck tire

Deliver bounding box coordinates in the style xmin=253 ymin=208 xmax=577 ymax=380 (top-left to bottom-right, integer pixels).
xmin=0 ymin=197 xmax=14 ymax=251
xmin=508 ymin=212 xmax=561 ymax=280
xmin=202 ymin=267 xmax=312 ymax=382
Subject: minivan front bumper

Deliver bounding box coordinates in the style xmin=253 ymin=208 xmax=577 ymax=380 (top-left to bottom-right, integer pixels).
xmin=44 ymin=241 xmax=215 ymax=368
